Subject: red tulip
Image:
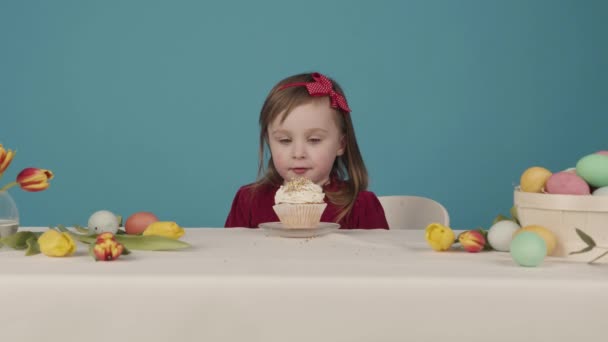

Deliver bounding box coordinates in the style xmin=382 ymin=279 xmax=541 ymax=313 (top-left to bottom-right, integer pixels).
xmin=458 ymin=230 xmax=486 ymax=253
xmin=0 ymin=145 xmax=15 ymax=175
xmin=16 ymin=168 xmax=54 ymax=192
xmin=93 ymin=233 xmax=124 ymax=261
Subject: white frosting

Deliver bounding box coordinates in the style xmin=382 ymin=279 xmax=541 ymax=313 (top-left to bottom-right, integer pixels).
xmin=275 ymin=178 xmax=325 ymax=204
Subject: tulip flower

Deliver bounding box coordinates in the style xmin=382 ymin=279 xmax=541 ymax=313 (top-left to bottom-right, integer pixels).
xmin=1 ymin=167 xmax=55 ymax=192
xmin=143 ymin=221 xmax=185 ymax=239
xmin=38 ymin=230 xmax=76 ymax=257
xmin=458 ymin=230 xmax=486 ymax=253
xmin=15 ymin=167 xmax=54 ymax=192
xmin=93 ymin=232 xmax=124 ymax=261
xmin=0 ymin=144 xmax=15 ymax=176
xmin=425 ymin=223 xmax=456 ymax=251
xmin=0 ymin=144 xmax=55 ymax=193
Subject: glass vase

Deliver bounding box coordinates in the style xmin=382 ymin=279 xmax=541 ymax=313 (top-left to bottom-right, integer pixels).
xmin=0 ymin=190 xmax=19 ymax=238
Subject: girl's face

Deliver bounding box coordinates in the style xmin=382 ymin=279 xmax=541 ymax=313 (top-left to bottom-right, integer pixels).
xmin=267 ymin=99 xmax=345 ymax=186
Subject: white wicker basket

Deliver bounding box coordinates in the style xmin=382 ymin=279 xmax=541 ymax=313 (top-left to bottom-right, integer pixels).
xmin=514 ymin=189 xmax=608 ymax=259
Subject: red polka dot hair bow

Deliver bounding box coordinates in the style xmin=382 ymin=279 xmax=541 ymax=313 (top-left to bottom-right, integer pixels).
xmin=279 ymin=72 xmax=351 ymax=113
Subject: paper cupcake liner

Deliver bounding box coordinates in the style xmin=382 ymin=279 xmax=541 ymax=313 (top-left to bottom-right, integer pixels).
xmin=272 ymin=203 xmax=327 ymax=228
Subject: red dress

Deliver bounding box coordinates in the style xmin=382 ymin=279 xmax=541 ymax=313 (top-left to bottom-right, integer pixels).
xmin=225 ymin=180 xmax=389 ymax=229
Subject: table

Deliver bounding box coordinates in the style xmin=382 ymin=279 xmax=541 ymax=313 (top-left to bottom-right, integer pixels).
xmin=1 ymin=228 xmax=607 ymax=342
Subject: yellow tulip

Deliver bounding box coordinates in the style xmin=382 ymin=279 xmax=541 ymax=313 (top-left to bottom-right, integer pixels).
xmin=425 ymin=223 xmax=455 ymax=251
xmin=38 ymin=230 xmax=76 ymax=257
xmin=143 ymin=221 xmax=185 ymax=239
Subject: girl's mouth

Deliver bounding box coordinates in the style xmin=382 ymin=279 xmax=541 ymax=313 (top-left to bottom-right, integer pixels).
xmin=291 ymin=168 xmax=309 ymax=175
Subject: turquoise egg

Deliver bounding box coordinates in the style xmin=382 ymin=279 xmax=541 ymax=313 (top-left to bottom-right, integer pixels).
xmin=510 ymin=232 xmax=547 ymax=267
xmin=576 ymin=154 xmax=608 ymax=188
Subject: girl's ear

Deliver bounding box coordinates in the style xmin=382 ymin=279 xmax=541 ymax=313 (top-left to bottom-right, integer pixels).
xmin=337 ymin=135 xmax=346 ymax=156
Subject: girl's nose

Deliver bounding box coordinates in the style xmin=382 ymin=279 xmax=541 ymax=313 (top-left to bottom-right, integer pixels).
xmin=292 ymin=142 xmax=307 ymax=159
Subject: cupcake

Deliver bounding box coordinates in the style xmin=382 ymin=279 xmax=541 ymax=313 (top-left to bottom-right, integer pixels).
xmin=273 ymin=177 xmax=327 ymax=228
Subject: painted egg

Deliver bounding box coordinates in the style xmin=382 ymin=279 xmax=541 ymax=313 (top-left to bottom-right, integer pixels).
xmin=596 ymin=151 xmax=608 ymax=156
xmin=88 ymin=210 xmax=119 ymax=234
xmin=576 ymin=154 xmax=608 ymax=188
xmin=487 ymin=220 xmax=521 ymax=252
xmin=520 ymin=166 xmax=552 ymax=193
xmin=593 ymin=186 xmax=608 ymax=196
xmin=545 ymin=172 xmax=590 ymax=195
xmin=510 ymin=232 xmax=547 ymax=267
xmin=125 ymin=212 xmax=159 ymax=235
xmin=514 ymin=225 xmax=557 ymax=256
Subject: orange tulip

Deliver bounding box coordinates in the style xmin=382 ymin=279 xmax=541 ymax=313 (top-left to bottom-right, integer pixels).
xmin=0 ymin=144 xmax=15 ymax=175
xmin=16 ymin=168 xmax=54 ymax=192
xmin=458 ymin=230 xmax=486 ymax=253
xmin=93 ymin=233 xmax=124 ymax=261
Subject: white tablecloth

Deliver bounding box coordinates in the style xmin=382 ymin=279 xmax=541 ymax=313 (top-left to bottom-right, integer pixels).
xmin=1 ymin=228 xmax=607 ymax=342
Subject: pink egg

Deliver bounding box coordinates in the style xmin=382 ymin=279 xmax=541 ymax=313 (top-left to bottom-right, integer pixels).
xmin=125 ymin=212 xmax=159 ymax=235
xmin=545 ymin=172 xmax=591 ymax=195
xmin=596 ymin=151 xmax=608 ymax=156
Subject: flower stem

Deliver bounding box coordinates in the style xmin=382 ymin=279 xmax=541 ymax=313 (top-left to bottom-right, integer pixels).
xmin=0 ymin=181 xmax=18 ymax=192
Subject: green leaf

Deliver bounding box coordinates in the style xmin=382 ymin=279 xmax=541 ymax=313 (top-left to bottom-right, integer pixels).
xmin=49 ymin=225 xmax=97 ymax=244
xmin=1 ymin=231 xmax=38 ymax=250
xmin=510 ymin=206 xmax=520 ymax=225
xmin=114 ymin=234 xmax=191 ymax=251
xmin=588 ymin=250 xmax=608 ymax=265
xmin=74 ymin=225 xmax=91 ymax=234
xmin=25 ymin=236 xmax=40 ymax=256
xmin=65 ymin=231 xmax=96 ymax=244
xmin=575 ymin=228 xmax=596 ymax=248
xmin=570 ymin=245 xmax=594 ymax=255
xmin=116 ymin=215 xmax=123 ymax=227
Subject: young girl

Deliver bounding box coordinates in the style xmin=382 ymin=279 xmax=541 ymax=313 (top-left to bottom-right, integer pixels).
xmin=225 ymin=72 xmax=388 ymax=229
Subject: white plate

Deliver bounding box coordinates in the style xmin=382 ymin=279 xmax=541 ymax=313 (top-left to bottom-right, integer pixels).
xmin=258 ymin=222 xmax=340 ymax=238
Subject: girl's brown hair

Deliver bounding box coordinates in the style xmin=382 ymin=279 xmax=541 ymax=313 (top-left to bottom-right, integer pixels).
xmin=255 ymin=73 xmax=369 ymax=223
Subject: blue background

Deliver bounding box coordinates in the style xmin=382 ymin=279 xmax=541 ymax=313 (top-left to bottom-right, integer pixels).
xmin=1 ymin=0 xmax=606 ymax=228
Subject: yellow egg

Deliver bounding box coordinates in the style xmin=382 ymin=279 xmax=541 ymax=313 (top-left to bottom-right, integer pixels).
xmin=514 ymin=225 xmax=557 ymax=256
xmin=520 ymin=167 xmax=552 ymax=193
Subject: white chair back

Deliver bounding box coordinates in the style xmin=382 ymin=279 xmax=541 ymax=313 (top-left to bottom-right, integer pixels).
xmin=378 ymin=195 xmax=449 ymax=229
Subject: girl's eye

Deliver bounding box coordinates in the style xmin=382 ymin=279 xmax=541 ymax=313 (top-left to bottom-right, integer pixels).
xmin=278 ymin=138 xmax=291 ymax=144
xmin=308 ymin=138 xmax=322 ymax=143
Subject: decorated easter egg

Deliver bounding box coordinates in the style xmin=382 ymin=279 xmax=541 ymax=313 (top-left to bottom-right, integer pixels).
xmin=510 ymin=232 xmax=547 ymax=267
xmin=514 ymin=225 xmax=557 ymax=256
xmin=545 ymin=172 xmax=590 ymax=195
xmin=487 ymin=220 xmax=521 ymax=252
xmin=520 ymin=167 xmax=552 ymax=193
xmin=596 ymin=151 xmax=608 ymax=156
xmin=576 ymin=154 xmax=608 ymax=188
xmin=593 ymin=187 xmax=608 ymax=196
xmin=88 ymin=210 xmax=119 ymax=234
